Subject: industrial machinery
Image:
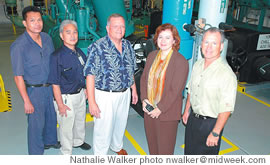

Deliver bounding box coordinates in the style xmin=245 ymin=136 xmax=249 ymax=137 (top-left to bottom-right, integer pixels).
xmin=5 ymin=0 xmax=270 ymax=116
xmin=188 ymin=0 xmax=270 ymax=84
xmin=163 ymin=0 xmax=194 ymax=60
xmin=4 ymin=0 xmax=135 ymax=53
xmin=225 ymin=0 xmax=270 ymax=83
xmin=227 ymin=0 xmax=270 ymax=33
xmin=190 ymin=0 xmax=229 ymax=63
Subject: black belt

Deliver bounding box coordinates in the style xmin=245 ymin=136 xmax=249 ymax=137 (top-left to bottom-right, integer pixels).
xmin=25 ymin=83 xmax=50 ymax=88
xmin=96 ymin=88 xmax=128 ymax=93
xmin=68 ymin=88 xmax=83 ymax=95
xmin=192 ymin=112 xmax=213 ymax=120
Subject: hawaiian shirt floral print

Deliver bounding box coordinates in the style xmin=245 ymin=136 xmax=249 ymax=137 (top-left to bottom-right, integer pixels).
xmin=84 ymin=35 xmax=137 ymax=90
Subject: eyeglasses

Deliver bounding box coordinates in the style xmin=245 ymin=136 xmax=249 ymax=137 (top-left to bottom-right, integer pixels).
xmin=110 ymin=25 xmax=125 ymax=29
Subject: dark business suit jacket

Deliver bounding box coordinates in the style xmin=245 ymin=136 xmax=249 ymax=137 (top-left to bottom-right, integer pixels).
xmin=140 ymin=50 xmax=189 ymax=121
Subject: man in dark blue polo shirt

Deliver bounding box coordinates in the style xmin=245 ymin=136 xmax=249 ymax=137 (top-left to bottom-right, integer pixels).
xmin=47 ymin=20 xmax=91 ymax=155
xmin=10 ymin=6 xmax=59 ymax=155
xmin=84 ymin=14 xmax=138 ymax=155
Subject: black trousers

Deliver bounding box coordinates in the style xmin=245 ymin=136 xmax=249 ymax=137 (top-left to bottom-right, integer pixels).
xmin=184 ymin=113 xmax=223 ymax=155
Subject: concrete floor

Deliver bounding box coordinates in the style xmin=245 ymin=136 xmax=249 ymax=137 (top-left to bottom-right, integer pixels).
xmin=0 ymin=23 xmax=270 ymax=155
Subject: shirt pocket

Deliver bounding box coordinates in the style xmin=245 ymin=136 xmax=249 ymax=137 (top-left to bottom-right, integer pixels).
xmin=62 ymin=67 xmax=74 ymax=82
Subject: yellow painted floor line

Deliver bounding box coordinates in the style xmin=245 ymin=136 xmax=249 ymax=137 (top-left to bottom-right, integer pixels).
xmin=237 ymin=87 xmax=270 ymax=108
xmin=219 ymin=136 xmax=239 ymax=155
xmin=0 ymin=40 xmax=15 ymax=43
xmin=125 ymin=130 xmax=147 ymax=155
xmin=180 ymin=136 xmax=240 ymax=155
xmin=85 ymin=118 xmax=146 ymax=154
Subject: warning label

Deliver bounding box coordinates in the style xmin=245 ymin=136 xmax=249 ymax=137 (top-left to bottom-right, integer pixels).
xmin=257 ymin=34 xmax=270 ymax=50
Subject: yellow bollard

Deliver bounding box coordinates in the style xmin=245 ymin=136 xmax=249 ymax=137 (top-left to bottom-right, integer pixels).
xmin=45 ymin=0 xmax=48 ymax=15
xmin=0 ymin=74 xmax=12 ymax=112
xmin=11 ymin=7 xmax=17 ymax=35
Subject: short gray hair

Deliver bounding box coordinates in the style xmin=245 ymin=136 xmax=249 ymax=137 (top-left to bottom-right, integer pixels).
xmin=59 ymin=20 xmax=78 ymax=33
xmin=202 ymin=27 xmax=225 ymax=43
xmin=107 ymin=13 xmax=125 ymax=26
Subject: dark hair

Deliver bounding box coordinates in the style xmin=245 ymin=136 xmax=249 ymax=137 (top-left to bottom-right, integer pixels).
xmin=153 ymin=23 xmax=181 ymax=51
xmin=202 ymin=27 xmax=225 ymax=43
xmin=22 ymin=6 xmax=42 ymax=20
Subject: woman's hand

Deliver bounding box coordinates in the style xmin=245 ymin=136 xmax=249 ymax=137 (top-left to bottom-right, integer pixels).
xmin=142 ymin=99 xmax=152 ymax=113
xmin=148 ymin=107 xmax=162 ymax=119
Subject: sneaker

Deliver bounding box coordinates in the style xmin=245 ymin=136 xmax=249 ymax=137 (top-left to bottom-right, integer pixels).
xmin=44 ymin=141 xmax=61 ymax=150
xmin=115 ymin=149 xmax=128 ymax=155
xmin=74 ymin=142 xmax=91 ymax=150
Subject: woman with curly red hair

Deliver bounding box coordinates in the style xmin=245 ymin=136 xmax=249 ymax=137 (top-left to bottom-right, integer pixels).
xmin=140 ymin=23 xmax=189 ymax=154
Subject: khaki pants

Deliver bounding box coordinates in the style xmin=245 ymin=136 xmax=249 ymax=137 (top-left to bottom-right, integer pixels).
xmin=54 ymin=89 xmax=86 ymax=155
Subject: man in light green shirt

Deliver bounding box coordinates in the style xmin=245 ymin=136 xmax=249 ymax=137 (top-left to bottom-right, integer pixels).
xmin=182 ymin=27 xmax=237 ymax=155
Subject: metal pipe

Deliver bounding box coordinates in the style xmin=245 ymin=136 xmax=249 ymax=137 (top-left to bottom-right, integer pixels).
xmin=86 ymin=7 xmax=100 ymax=39
xmin=258 ymin=9 xmax=266 ymax=31
xmin=11 ymin=7 xmax=16 ymax=35
xmin=128 ymin=0 xmax=133 ymax=21
xmin=162 ymin=0 xmax=194 ymax=60
xmin=198 ymin=0 xmax=228 ymax=28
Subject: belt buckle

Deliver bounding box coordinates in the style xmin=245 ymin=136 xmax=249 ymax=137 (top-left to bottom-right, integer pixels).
xmin=195 ymin=113 xmax=200 ymax=118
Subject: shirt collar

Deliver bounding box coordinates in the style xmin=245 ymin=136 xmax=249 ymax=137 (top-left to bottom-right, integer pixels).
xmin=106 ymin=35 xmax=127 ymax=55
xmin=210 ymin=56 xmax=222 ymax=65
xmin=106 ymin=35 xmax=125 ymax=47
xmin=62 ymin=44 xmax=78 ymax=55
xmin=24 ymin=31 xmax=43 ymax=46
xmin=203 ymin=56 xmax=223 ymax=70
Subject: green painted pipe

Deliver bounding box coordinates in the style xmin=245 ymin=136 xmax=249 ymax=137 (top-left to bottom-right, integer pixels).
xmin=92 ymin=0 xmax=134 ymax=37
xmin=5 ymin=0 xmax=16 ymax=7
xmin=5 ymin=0 xmax=21 ymax=27
xmin=42 ymin=15 xmax=56 ymax=33
xmin=9 ymin=16 xmax=24 ymax=28
xmin=56 ymin=0 xmax=73 ymax=20
xmin=76 ymin=8 xmax=88 ymax=38
xmin=86 ymin=7 xmax=100 ymax=39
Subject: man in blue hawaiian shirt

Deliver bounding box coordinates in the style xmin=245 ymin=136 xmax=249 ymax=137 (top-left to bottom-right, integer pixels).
xmin=84 ymin=13 xmax=138 ymax=155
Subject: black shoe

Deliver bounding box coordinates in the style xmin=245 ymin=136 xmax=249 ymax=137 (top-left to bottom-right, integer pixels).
xmin=74 ymin=142 xmax=91 ymax=150
xmin=44 ymin=141 xmax=61 ymax=150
